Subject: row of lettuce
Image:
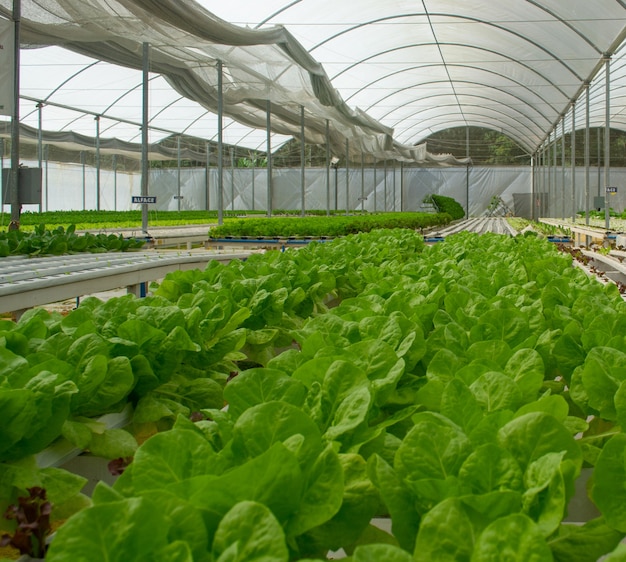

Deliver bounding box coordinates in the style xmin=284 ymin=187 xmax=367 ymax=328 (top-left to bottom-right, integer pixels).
xmin=1 ymin=207 xmax=458 ymax=256
xmin=0 ymin=224 xmax=146 ymax=257
xmin=2 ymin=229 xmax=626 ymax=560
xmin=10 ymin=208 xmax=369 ymax=230
xmin=10 ymin=200 xmax=460 ymax=231
xmin=207 ymin=211 xmax=452 ymax=239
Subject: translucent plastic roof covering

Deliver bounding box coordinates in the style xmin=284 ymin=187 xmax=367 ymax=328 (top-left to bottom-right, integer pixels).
xmin=0 ymin=0 xmax=625 ymax=163
xmin=209 ymin=0 xmax=626 ymax=153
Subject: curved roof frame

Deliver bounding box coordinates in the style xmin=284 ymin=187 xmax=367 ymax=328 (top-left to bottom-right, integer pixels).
xmin=558 ymin=42 xmax=626 ymax=137
xmin=391 ymin=100 xmax=542 ymax=149
xmin=2 ymin=0 xmax=626 ymax=167
xmin=301 ymin=12 xmax=588 ymax=150
xmin=261 ymin=2 xmax=609 ymax=62
xmin=16 ymin=51 xmax=189 ymax=142
xmin=364 ymin=76 xmax=553 ymax=134
xmin=378 ymin=94 xmax=536 ymax=151
xmin=247 ymin=0 xmax=626 ymax=154
xmin=19 ymin=59 xmax=102 ymax=126
xmin=58 ymin=75 xmax=185 ymax=139
xmin=396 ymin=108 xmax=538 ymax=145
xmin=345 ymin=60 xmax=563 ymax=121
xmin=311 ymin=12 xmax=589 ymax=83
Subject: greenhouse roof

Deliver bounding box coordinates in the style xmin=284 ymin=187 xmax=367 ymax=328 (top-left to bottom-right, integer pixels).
xmin=0 ymin=0 xmax=626 ymax=164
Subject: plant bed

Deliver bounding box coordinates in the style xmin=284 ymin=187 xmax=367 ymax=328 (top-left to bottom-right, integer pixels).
xmin=207 ymin=212 xmax=452 ymax=239
xmin=3 ymin=230 xmax=626 ymax=560
xmin=0 ymin=224 xmax=147 ymax=257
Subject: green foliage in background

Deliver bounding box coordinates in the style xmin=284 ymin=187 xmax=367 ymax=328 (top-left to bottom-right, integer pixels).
xmin=208 ymin=212 xmax=451 ymax=238
xmin=1 ymin=210 xmax=244 ymax=231
xmin=0 ymin=224 xmax=145 ymax=256
xmin=429 ymin=195 xmax=465 ymax=220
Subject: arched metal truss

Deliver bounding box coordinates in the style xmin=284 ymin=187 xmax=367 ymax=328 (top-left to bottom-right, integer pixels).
xmin=210 ymin=0 xmax=626 ymax=150
xmin=0 ymin=0 xmax=625 ymax=165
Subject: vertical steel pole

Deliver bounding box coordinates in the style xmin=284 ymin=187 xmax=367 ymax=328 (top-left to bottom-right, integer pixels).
xmin=597 ymin=124 xmax=601 ymax=199
xmin=217 ymin=60 xmax=224 ymax=225
xmin=113 ymin=154 xmax=117 ymax=212
xmin=540 ymin=142 xmax=550 ymax=217
xmin=604 ymin=56 xmax=611 ymax=230
xmin=205 ymin=142 xmax=210 ymax=211
xmin=392 ymin=161 xmax=396 ymax=212
xmin=334 ymin=164 xmax=338 ymax=211
xmin=545 ymin=133 xmax=552 ymax=217
xmin=466 ymin=163 xmax=470 ymax=218
xmin=139 ymin=50 xmax=150 ymax=297
xmin=345 ymin=138 xmax=349 ymax=215
xmin=81 ymin=151 xmax=85 ymax=210
xmin=532 ymin=145 xmax=544 ymax=220
xmin=325 ymin=119 xmax=330 ymax=216
xmin=373 ymin=160 xmax=377 ymax=212
xmin=543 ymin=144 xmax=548 ymax=217
xmin=251 ymin=152 xmax=255 ymax=211
xmin=466 ymin=125 xmax=470 ymax=218
xmin=547 ymin=136 xmax=551 ymax=217
xmin=141 ymin=42 xmax=149 ymax=234
xmin=9 ymin=0 xmax=20 ymax=229
xmin=360 ymin=151 xmax=365 ymax=213
xmin=95 ymin=115 xmax=101 ymax=211
xmin=536 ymin=145 xmax=540 ymax=218
xmin=44 ymin=144 xmax=48 ymax=211
xmin=561 ymin=118 xmax=565 ymax=219
xmin=531 ymin=154 xmax=535 ymax=221
xmin=37 ymin=103 xmax=42 ymax=164
xmin=300 ymin=105 xmax=305 ymax=217
xmin=536 ymin=147 xmax=540 ymax=220
xmin=571 ymin=103 xmax=576 ymax=222
xmin=400 ymin=161 xmax=404 ymax=212
xmin=266 ymin=100 xmax=272 ymax=217
xmin=37 ymin=102 xmax=42 ymax=212
xmin=177 ymin=135 xmax=182 ymax=212
xmin=585 ymin=84 xmax=590 ymax=227
xmin=552 ymin=131 xmax=557 ymax=217
xmin=383 ymin=159 xmax=387 ymax=211
xmin=546 ymin=133 xmax=553 ymax=217
xmin=230 ymin=146 xmax=235 ymax=211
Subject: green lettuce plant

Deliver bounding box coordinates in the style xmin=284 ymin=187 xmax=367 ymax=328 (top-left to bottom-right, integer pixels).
xmin=0 ymin=223 xmax=145 ymax=256
xmin=4 ymin=229 xmax=626 ymax=560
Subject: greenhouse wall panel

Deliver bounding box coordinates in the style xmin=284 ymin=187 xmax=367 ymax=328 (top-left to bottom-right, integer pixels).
xmin=5 ymin=161 xmax=626 ymax=218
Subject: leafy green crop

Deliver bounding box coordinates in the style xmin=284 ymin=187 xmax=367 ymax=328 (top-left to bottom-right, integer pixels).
xmin=4 ymin=229 xmax=626 ymax=560
xmin=208 ymin=212 xmax=451 ymax=238
xmin=429 ymin=194 xmax=465 ymax=220
xmin=5 ymin=209 xmax=243 ymax=230
xmin=0 ymin=224 xmax=145 ymax=256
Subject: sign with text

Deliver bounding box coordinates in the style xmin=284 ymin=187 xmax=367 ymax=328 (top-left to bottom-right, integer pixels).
xmin=0 ymin=19 xmax=14 ymax=116
xmin=606 ymin=186 xmax=617 ymax=194
xmin=132 ymin=195 xmax=156 ymax=204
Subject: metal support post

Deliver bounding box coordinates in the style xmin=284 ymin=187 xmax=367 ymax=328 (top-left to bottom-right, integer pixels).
xmin=300 ymin=105 xmax=305 ymax=216
xmin=217 ymin=60 xmax=224 ymax=225
xmin=604 ymin=56 xmax=611 ymax=230
xmin=266 ymin=100 xmax=272 ymax=217
xmin=9 ymin=0 xmax=20 ymax=229
xmin=345 ymin=138 xmax=349 ymax=215
xmin=141 ymin=42 xmax=150 ymax=234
